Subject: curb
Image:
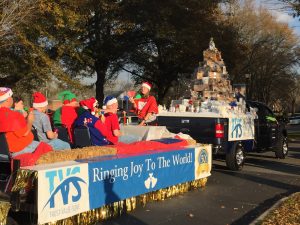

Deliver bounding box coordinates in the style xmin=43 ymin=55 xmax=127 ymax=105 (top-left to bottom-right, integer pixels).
xmin=250 ymin=192 xmax=299 ymax=225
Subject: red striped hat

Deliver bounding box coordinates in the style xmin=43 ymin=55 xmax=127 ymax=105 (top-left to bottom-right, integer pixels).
xmin=0 ymin=87 xmax=13 ymax=102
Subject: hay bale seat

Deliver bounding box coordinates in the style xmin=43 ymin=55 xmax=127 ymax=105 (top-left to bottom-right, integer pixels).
xmin=36 ymin=146 xmax=117 ymax=165
xmin=35 ymin=136 xmax=196 ymax=165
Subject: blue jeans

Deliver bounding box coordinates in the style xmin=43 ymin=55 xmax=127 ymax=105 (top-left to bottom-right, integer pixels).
xmin=11 ymin=140 xmax=40 ymax=158
xmin=48 ymin=139 xmax=71 ymax=150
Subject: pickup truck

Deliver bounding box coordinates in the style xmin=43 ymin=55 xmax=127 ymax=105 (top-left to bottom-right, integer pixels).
xmin=157 ymin=101 xmax=288 ymax=171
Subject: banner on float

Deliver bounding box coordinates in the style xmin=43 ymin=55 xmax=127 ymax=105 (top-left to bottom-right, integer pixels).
xmin=88 ymin=146 xmax=211 ymax=210
xmin=228 ymin=117 xmax=255 ymax=141
xmin=37 ymin=146 xmax=211 ymax=224
xmin=37 ymin=163 xmax=90 ymax=224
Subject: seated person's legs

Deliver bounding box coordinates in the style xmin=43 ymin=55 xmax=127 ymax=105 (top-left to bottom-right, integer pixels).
xmin=10 ymin=140 xmax=40 ymax=158
xmin=48 ymin=139 xmax=71 ymax=150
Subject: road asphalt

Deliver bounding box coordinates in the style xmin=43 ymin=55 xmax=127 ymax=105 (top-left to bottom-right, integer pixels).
xmin=98 ymin=141 xmax=300 ymax=225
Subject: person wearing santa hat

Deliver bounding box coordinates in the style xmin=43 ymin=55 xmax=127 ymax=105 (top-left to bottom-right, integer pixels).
xmin=53 ymin=90 xmax=84 ymax=143
xmin=103 ymin=95 xmax=121 ymax=144
xmin=12 ymin=95 xmax=28 ymax=118
xmin=0 ymin=87 xmax=52 ymax=160
xmin=74 ymin=97 xmax=110 ymax=146
xmin=129 ymin=81 xmax=158 ymax=126
xmin=32 ymin=92 xmax=71 ymax=150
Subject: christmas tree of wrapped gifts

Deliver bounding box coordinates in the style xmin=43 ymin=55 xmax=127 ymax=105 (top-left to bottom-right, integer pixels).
xmin=192 ymin=38 xmax=234 ymax=102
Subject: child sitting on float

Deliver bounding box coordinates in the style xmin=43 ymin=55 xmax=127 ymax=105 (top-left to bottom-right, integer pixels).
xmin=103 ymin=96 xmax=121 ymax=144
xmin=32 ymin=92 xmax=71 ymax=151
xmin=74 ymin=97 xmax=110 ymax=146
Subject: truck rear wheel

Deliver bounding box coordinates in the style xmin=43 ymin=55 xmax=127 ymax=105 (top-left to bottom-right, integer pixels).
xmin=275 ymin=135 xmax=288 ymax=159
xmin=226 ymin=142 xmax=245 ymax=171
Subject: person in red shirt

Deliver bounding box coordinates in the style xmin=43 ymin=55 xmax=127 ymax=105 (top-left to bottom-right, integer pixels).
xmin=103 ymin=96 xmax=121 ymax=144
xmin=129 ymin=82 xmax=158 ymax=126
xmin=0 ymin=87 xmax=52 ymax=166
xmin=53 ymin=90 xmax=82 ymax=143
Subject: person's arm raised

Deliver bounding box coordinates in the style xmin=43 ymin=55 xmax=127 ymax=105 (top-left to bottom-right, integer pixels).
xmin=129 ymin=97 xmax=137 ymax=109
xmin=25 ymin=110 xmax=34 ymax=135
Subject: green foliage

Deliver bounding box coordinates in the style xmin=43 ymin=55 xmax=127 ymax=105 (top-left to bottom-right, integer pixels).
xmin=121 ymin=0 xmax=234 ymax=103
xmin=0 ymin=0 xmax=299 ymax=112
xmin=227 ymin=1 xmax=300 ymax=112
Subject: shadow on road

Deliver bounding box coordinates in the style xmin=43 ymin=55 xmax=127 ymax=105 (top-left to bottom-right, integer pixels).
xmin=214 ymin=168 xmax=300 ymax=225
xmin=231 ymin=190 xmax=296 ymax=225
xmin=289 ymin=139 xmax=300 ymax=144
xmin=213 ymin=155 xmax=300 ymax=176
xmin=287 ymin=145 xmax=300 ymax=159
xmin=246 ymin=153 xmax=276 ymax=159
xmin=97 ymin=213 xmax=149 ymax=225
xmin=245 ymin=158 xmax=300 ymax=176
xmin=214 ymin=144 xmax=300 ymax=176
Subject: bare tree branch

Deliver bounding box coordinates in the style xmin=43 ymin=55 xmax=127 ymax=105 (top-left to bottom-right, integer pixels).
xmin=0 ymin=0 xmax=37 ymax=42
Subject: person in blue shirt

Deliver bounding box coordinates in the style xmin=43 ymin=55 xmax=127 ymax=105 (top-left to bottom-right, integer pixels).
xmin=74 ymin=97 xmax=110 ymax=146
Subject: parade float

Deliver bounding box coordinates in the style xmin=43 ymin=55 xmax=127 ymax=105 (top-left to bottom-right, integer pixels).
xmin=157 ymin=39 xmax=258 ymax=171
xmin=0 ymin=39 xmax=286 ymax=225
xmin=157 ymin=39 xmax=287 ymax=172
xmin=0 ymin=125 xmax=212 ymax=225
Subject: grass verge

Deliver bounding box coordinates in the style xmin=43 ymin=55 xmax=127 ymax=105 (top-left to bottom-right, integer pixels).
xmin=259 ymin=192 xmax=300 ymax=225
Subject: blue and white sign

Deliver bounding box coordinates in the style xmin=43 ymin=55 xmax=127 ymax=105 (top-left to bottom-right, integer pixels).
xmin=37 ymin=163 xmax=90 ymax=224
xmin=88 ymin=149 xmax=195 ymax=209
xmin=36 ymin=146 xmax=211 ymax=224
xmin=228 ymin=117 xmax=255 ymax=141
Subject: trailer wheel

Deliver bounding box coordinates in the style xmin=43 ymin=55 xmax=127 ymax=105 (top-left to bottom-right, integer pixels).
xmin=226 ymin=142 xmax=245 ymax=171
xmin=275 ymin=135 xmax=288 ymax=159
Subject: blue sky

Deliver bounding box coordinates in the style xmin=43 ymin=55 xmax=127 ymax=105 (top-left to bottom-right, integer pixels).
xmin=258 ymin=0 xmax=300 ymax=36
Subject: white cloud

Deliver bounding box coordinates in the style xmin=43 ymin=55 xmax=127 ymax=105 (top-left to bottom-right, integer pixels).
xmin=272 ymin=10 xmax=294 ymax=24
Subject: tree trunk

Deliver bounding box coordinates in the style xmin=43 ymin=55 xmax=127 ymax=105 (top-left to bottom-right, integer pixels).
xmin=95 ymin=60 xmax=109 ymax=106
xmin=157 ymin=84 xmax=170 ymax=105
xmin=291 ymin=99 xmax=296 ymax=115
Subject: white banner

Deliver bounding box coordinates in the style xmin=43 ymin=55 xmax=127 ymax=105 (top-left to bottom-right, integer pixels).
xmin=228 ymin=117 xmax=255 ymax=141
xmin=37 ymin=163 xmax=90 ymax=224
xmin=34 ymin=145 xmax=212 ymax=224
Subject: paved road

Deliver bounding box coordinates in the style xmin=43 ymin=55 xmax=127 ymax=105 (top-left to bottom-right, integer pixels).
xmin=98 ymin=141 xmax=300 ymax=225
xmin=287 ymin=124 xmax=300 ymax=133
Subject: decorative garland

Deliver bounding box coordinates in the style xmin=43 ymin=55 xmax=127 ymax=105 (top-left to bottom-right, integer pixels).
xmin=5 ymin=169 xmax=208 ymax=225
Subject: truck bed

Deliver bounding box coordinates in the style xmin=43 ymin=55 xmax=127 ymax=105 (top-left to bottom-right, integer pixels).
xmin=157 ymin=114 xmax=228 ymax=147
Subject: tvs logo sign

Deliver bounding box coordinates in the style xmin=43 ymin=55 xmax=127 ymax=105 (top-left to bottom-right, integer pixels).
xmin=43 ymin=166 xmax=86 ymax=209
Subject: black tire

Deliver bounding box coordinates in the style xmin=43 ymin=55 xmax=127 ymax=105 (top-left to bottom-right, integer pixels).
xmin=226 ymin=142 xmax=245 ymax=171
xmin=275 ymin=135 xmax=288 ymax=159
xmin=6 ymin=216 xmax=19 ymax=225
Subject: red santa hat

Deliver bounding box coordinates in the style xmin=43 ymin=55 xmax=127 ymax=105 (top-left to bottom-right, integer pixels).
xmin=32 ymin=92 xmax=48 ymax=108
xmin=79 ymin=97 xmax=98 ymax=115
xmin=142 ymin=82 xmax=152 ymax=91
xmin=0 ymin=87 xmax=13 ymax=102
